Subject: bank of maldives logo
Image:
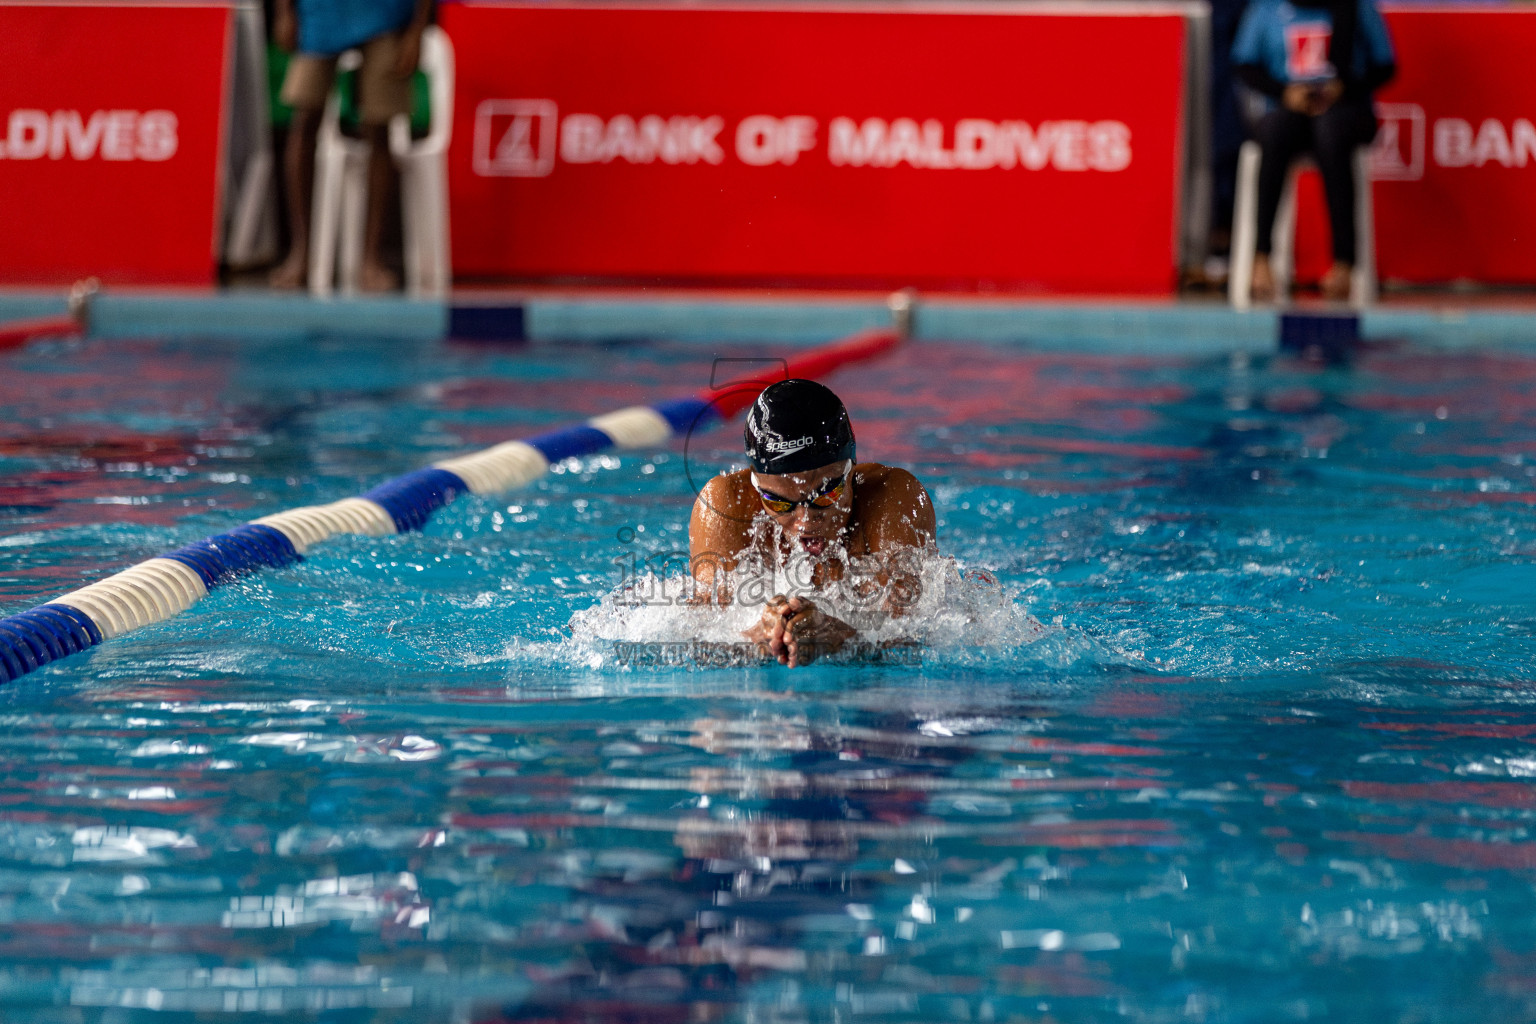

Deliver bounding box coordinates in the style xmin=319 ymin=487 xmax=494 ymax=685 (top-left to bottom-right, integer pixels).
xmin=473 ymin=100 xmax=557 ymax=177
xmin=1371 ymin=103 xmax=1425 ymax=181
xmin=1283 ymin=23 xmax=1333 ymax=80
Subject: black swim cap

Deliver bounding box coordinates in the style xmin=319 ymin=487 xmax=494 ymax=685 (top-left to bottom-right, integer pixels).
xmin=743 ymin=379 xmax=856 ymax=475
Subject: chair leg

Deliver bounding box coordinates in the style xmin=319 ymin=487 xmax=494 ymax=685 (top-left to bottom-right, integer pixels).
xmin=390 ymin=117 xmax=422 ymax=297
xmin=228 ymin=149 xmax=274 ymax=269
xmin=429 ymin=163 xmax=451 ymax=297
xmin=401 ymin=167 xmax=423 ymax=297
xmin=1271 ymin=165 xmax=1299 ymax=302
xmin=396 ymin=158 xmax=451 ymax=298
xmin=418 ymin=161 xmax=450 ymax=297
xmin=1351 ymin=146 xmax=1376 ymax=308
xmin=309 ymin=115 xmax=342 ymax=297
xmin=1229 ymin=141 xmax=1261 ymax=310
xmin=338 ymin=147 xmax=367 ymax=295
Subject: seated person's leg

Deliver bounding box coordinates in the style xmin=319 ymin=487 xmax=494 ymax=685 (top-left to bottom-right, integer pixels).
xmin=356 ymin=32 xmax=415 ymax=293
xmin=1313 ymin=98 xmax=1378 ymax=299
xmin=1251 ymin=108 xmax=1311 ymax=301
xmin=271 ymin=56 xmax=336 ymax=289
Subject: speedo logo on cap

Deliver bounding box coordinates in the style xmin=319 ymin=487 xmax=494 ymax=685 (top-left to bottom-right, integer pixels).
xmin=764 ymin=436 xmax=814 ymax=454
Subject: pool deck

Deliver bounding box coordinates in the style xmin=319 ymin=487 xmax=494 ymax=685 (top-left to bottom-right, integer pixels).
xmin=1 ymin=286 xmax=1532 ymax=354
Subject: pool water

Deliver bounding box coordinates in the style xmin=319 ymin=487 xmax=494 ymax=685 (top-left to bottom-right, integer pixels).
xmin=2 ymin=330 xmax=1535 ymax=1022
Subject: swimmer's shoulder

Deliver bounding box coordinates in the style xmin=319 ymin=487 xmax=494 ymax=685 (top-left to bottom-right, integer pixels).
xmin=690 ymin=470 xmax=759 ymax=581
xmin=853 ymin=462 xmax=937 ymax=546
xmin=852 ymin=462 xmax=927 ymax=504
xmin=692 ymin=469 xmax=758 ymax=525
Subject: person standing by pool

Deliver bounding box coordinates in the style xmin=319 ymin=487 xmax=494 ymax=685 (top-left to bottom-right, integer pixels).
xmin=1233 ymin=0 xmax=1396 ymax=301
xmin=269 ymin=0 xmax=434 ymax=292
xmin=689 ymin=379 xmax=937 ymax=668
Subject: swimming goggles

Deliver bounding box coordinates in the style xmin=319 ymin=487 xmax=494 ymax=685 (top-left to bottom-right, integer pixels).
xmin=753 ymin=470 xmax=848 ymax=515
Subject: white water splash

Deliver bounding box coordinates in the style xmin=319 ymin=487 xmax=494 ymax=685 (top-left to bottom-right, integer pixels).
xmin=549 ymin=548 xmax=1051 ymax=671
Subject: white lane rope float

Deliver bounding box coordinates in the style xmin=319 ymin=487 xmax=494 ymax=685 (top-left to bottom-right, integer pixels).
xmin=0 ymin=327 xmax=903 ymax=684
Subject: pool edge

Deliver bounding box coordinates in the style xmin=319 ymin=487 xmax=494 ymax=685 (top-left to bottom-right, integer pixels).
xmin=3 ymin=288 xmax=1533 ymax=354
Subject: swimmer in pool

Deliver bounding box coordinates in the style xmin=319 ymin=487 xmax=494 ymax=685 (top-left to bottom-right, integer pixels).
xmin=689 ymin=379 xmax=937 ymax=668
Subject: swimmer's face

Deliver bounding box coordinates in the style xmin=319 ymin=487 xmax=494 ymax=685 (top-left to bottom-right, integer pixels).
xmin=750 ymin=460 xmax=853 ymax=557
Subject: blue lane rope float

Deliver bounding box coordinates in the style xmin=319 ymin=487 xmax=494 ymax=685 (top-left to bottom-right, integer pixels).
xmin=0 ymin=325 xmax=903 ymax=685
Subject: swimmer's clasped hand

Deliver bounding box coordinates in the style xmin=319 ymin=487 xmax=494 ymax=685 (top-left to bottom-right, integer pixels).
xmin=742 ymin=594 xmax=857 ymax=668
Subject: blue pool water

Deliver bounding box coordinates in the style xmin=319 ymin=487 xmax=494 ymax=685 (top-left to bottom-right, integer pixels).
xmin=2 ymin=329 xmax=1536 ymax=1022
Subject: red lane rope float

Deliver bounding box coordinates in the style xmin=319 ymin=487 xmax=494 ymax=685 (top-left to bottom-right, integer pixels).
xmin=701 ymin=327 xmax=903 ymax=419
xmin=0 ymin=314 xmax=83 ymax=352
xmin=0 ymin=279 xmax=97 ymax=352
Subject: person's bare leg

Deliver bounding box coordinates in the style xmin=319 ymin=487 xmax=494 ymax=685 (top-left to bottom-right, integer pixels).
xmin=270 ymin=107 xmax=323 ymax=289
xmin=1251 ymin=253 xmax=1276 ymax=302
xmin=359 ymin=123 xmax=401 ymax=293
xmin=1321 ymin=262 xmax=1353 ymax=301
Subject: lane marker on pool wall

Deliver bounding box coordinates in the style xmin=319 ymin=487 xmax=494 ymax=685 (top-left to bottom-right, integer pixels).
xmin=0 ymin=320 xmax=905 ymax=684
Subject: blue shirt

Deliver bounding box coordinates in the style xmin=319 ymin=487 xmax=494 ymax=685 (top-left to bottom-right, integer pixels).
xmin=297 ymin=0 xmax=418 ymax=57
xmin=1232 ymin=0 xmax=1395 ymax=86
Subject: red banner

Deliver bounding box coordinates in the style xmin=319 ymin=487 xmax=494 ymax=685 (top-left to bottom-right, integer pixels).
xmin=443 ymin=2 xmax=1190 ymax=293
xmin=1294 ymin=6 xmax=1536 ymax=285
xmin=0 ymin=3 xmax=231 ymax=287
xmin=1371 ymin=6 xmax=1536 ymax=285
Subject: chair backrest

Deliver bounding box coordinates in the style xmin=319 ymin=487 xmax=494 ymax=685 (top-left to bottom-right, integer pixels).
xmin=391 ymin=25 xmax=453 ymax=157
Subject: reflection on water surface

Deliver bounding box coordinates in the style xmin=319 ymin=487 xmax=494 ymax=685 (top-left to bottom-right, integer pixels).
xmin=1 ymin=334 xmax=1535 ymax=1021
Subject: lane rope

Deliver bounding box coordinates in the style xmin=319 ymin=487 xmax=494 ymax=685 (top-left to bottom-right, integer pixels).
xmin=0 ymin=278 xmax=96 ymax=353
xmin=0 ymin=324 xmax=903 ymax=684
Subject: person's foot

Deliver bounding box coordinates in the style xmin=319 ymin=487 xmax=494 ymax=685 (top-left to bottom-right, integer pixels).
xmin=268 ymin=251 xmax=309 ymax=290
xmin=1251 ymin=253 xmax=1276 ymax=303
xmin=1321 ymin=262 xmax=1353 ymax=301
xmin=359 ymin=260 xmax=400 ymax=294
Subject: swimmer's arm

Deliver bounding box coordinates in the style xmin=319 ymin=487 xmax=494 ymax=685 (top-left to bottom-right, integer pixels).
xmin=687 ymin=475 xmax=750 ymax=605
xmin=863 ymin=468 xmax=938 ymax=619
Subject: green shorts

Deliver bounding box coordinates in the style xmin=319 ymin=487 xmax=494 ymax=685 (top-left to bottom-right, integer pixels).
xmin=280 ymin=31 xmax=411 ymax=126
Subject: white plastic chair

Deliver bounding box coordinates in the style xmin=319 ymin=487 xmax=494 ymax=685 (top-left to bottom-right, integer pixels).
xmin=308 ymin=48 xmax=367 ymax=297
xmin=309 ymin=26 xmax=454 ymax=297
xmin=1229 ymin=139 xmax=1375 ymax=310
xmin=391 ymin=25 xmax=453 ymax=298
